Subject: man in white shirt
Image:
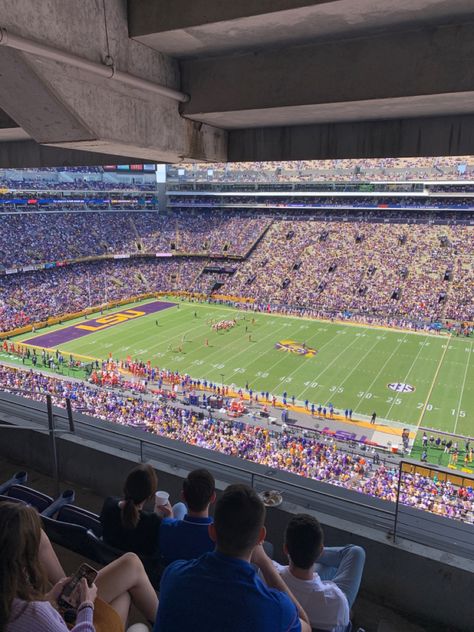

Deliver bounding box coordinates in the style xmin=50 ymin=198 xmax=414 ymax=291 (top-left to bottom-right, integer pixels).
xmin=274 ymin=514 xmax=365 ymax=632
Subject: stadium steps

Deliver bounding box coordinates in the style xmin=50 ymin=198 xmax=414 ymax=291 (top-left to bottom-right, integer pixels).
xmin=111 ymin=276 xmax=124 ymax=287
xmin=242 ymin=218 xmax=273 ymax=259
xmin=128 ymin=216 xmax=145 ymax=252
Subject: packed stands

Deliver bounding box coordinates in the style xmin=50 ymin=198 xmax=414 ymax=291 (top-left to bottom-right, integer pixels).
xmin=219 ymin=219 xmax=474 ymax=322
xmin=0 ymin=259 xmax=207 ymax=332
xmin=167 ymin=156 xmax=474 ymax=183
xmin=168 ymin=193 xmax=474 ymax=211
xmin=0 ymin=210 xmax=269 ymax=268
xmin=0 ymin=209 xmax=471 ymax=328
xmin=0 ymin=364 xmax=472 ymax=524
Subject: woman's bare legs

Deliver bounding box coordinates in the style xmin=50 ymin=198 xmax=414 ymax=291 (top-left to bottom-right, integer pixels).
xmin=96 ymin=552 xmax=158 ymax=624
xmin=39 ymin=529 xmax=66 ymax=584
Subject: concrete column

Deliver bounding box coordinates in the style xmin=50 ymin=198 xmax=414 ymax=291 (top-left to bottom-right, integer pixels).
xmin=0 ymin=0 xmax=226 ymax=164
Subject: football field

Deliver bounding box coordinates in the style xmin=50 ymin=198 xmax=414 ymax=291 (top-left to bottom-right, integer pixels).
xmin=15 ymin=298 xmax=474 ymax=438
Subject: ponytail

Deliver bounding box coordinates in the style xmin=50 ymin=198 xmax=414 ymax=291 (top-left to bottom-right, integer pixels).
xmin=121 ymin=464 xmax=158 ymax=530
xmin=121 ymin=497 xmax=140 ymax=530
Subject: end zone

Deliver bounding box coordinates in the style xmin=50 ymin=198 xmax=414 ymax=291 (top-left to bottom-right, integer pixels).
xmin=23 ymin=300 xmax=176 ymax=348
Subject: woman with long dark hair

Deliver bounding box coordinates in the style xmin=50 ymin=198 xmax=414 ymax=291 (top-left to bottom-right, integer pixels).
xmin=0 ymin=502 xmax=158 ymax=631
xmin=100 ymin=464 xmax=177 ymax=556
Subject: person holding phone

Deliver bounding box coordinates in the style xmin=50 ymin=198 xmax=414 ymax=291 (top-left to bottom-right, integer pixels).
xmin=0 ymin=502 xmax=158 ymax=632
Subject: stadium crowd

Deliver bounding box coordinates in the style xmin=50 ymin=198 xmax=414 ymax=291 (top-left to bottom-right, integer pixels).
xmin=0 ymin=210 xmax=471 ymax=331
xmin=167 ymin=156 xmax=474 ymax=183
xmin=0 ymin=209 xmax=268 ymax=267
xmin=0 ymin=259 xmax=206 ymax=332
xmin=0 ymin=364 xmax=472 ymax=525
xmin=221 ymin=219 xmax=474 ymax=322
xmin=168 ymin=194 xmax=474 ymax=210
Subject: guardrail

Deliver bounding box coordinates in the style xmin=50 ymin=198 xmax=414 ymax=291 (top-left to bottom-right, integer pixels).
xmin=0 ymin=389 xmax=472 ymax=560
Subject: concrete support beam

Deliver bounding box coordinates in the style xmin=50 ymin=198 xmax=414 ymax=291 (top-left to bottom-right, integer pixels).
xmin=0 ymin=139 xmax=154 ymax=169
xmin=0 ymin=109 xmax=20 ymax=130
xmin=0 ymin=0 xmax=226 ymax=164
xmin=129 ymin=0 xmax=474 ymax=59
xmin=228 ymin=115 xmax=474 ymax=162
xmin=129 ymin=0 xmax=329 ymax=57
xmin=181 ymin=22 xmax=474 ymax=129
xmin=0 ymin=108 xmax=29 ymax=142
xmin=0 ymin=46 xmax=97 ymax=144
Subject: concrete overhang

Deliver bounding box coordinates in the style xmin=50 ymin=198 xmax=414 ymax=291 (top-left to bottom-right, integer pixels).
xmin=129 ymin=0 xmax=474 ymax=59
xmin=180 ymin=21 xmax=474 ymax=130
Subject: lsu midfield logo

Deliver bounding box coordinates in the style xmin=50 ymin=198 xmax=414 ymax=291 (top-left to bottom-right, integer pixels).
xmin=275 ymin=340 xmax=317 ymax=358
xmin=387 ymin=382 xmax=416 ymax=393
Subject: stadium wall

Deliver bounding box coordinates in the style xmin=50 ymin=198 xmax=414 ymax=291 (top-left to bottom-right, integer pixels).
xmin=0 ymin=393 xmax=472 ymax=630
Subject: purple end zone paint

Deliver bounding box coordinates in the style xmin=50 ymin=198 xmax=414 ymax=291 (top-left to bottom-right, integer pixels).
xmin=23 ymin=301 xmax=176 ymax=348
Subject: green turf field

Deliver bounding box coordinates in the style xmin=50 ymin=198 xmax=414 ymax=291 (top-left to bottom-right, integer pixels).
xmin=14 ymin=298 xmax=474 ymax=437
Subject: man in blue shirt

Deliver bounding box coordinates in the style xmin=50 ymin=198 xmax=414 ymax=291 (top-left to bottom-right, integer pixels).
xmin=159 ymin=468 xmax=216 ymax=564
xmin=154 ymin=484 xmax=311 ymax=632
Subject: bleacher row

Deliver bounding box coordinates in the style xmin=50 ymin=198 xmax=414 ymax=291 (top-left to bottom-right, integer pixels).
xmin=0 ymin=212 xmax=471 ymax=333
xmin=0 ymin=209 xmax=269 ymax=267
xmin=167 ymin=156 xmax=474 ymax=183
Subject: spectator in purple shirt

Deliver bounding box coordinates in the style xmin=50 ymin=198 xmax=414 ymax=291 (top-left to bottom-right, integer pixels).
xmin=1 ymin=502 xmax=158 ymax=632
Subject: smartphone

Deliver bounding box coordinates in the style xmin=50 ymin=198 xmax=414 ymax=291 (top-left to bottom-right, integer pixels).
xmin=57 ymin=563 xmax=98 ymax=611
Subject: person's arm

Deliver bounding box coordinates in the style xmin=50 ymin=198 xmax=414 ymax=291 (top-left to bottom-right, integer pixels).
xmin=45 ymin=577 xmax=97 ymax=632
xmin=251 ymin=544 xmax=311 ymax=632
xmin=17 ymin=600 xmax=95 ymax=632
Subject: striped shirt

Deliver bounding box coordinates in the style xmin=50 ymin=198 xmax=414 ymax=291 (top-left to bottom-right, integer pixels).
xmin=6 ymin=599 xmax=95 ymax=632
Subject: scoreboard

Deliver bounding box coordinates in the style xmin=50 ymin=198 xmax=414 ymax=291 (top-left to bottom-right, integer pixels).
xmin=103 ymin=164 xmax=156 ymax=172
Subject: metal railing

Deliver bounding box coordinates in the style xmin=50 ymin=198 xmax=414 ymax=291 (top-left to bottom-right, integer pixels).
xmin=0 ymin=390 xmax=472 ymax=560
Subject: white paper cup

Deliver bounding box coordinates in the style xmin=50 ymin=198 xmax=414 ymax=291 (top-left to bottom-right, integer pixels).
xmin=155 ymin=491 xmax=170 ymax=507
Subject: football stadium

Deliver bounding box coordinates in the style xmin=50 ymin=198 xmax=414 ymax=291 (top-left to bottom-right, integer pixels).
xmin=0 ymin=3 xmax=473 ymax=632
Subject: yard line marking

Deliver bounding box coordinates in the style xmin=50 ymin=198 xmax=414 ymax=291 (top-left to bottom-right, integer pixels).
xmin=383 ymin=334 xmax=431 ymax=422
xmin=181 ymin=318 xmax=292 ymax=382
xmin=321 ymin=334 xmax=384 ymax=407
xmin=227 ymin=322 xmax=332 ymax=391
xmin=353 ymin=333 xmax=409 ymax=413
xmin=260 ymin=326 xmax=336 ymax=389
xmin=416 ymin=335 xmax=451 ymax=428
xmin=454 ymin=339 xmax=471 ymax=435
xmin=288 ymin=329 xmax=363 ymax=400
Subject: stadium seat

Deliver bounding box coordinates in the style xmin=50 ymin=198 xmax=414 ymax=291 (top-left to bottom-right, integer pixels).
xmin=0 ymin=494 xmax=24 ymax=505
xmin=41 ymin=489 xmax=75 ymax=518
xmin=6 ymin=484 xmax=56 ymax=513
xmin=56 ymin=504 xmax=102 ymax=537
xmin=42 ymin=506 xmax=164 ymax=588
xmin=0 ymin=470 xmax=27 ymax=494
xmin=41 ymin=513 xmax=99 ymax=560
xmin=4 ymin=484 xmax=74 ymax=516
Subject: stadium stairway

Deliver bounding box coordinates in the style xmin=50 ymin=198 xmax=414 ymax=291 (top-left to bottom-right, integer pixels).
xmin=128 ymin=215 xmax=144 ymax=252
xmin=0 ymin=454 xmax=456 ymax=632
